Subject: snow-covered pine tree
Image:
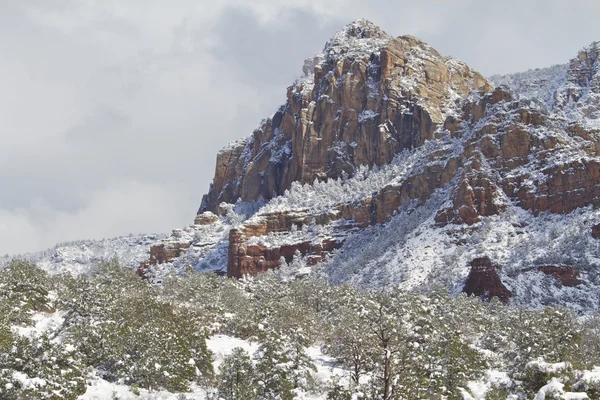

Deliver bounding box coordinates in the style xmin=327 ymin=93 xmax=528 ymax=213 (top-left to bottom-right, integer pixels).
xmin=254 ymin=334 xmax=294 ymax=400
xmin=217 ymin=347 xmax=257 ymax=400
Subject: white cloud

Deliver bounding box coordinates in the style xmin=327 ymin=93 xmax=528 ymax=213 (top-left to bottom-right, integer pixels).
xmin=0 ymin=180 xmax=192 ymax=255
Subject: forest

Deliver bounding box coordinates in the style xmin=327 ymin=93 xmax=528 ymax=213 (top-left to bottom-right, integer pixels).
xmin=1 ymin=258 xmax=600 ymax=399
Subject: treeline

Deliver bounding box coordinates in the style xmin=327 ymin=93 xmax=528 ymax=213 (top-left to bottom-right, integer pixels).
xmin=1 ymin=258 xmax=600 ymax=399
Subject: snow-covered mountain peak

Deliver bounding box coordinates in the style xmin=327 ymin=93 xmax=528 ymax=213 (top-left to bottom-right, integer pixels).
xmin=335 ymin=18 xmax=388 ymax=39
xmin=304 ymin=19 xmax=391 ymax=76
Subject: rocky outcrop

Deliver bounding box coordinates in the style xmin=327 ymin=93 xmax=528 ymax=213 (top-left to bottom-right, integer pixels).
xmin=195 ymin=28 xmax=600 ymax=279
xmin=199 ymin=20 xmax=490 ymax=215
xmin=435 ymin=157 xmax=506 ymax=226
xmin=462 ymin=260 xmax=585 ymax=304
xmin=194 ymin=212 xmax=219 ymax=226
xmin=463 ymin=257 xmax=512 ymax=303
xmin=537 ymin=266 xmax=584 ymax=287
xmin=592 ymin=223 xmax=600 ymax=239
xmin=137 ymin=232 xmax=193 ymax=278
xmin=447 ymin=84 xmax=600 ymax=216
xmin=225 ymin=150 xmax=462 ymax=277
xmin=562 ymin=41 xmax=600 ymax=101
xmin=148 ymin=241 xmax=191 ymax=265
xmin=227 ymin=228 xmax=343 ymax=278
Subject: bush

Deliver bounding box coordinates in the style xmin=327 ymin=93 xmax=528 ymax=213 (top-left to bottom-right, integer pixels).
xmin=0 ymin=259 xmax=53 ymax=324
xmin=59 ymin=259 xmax=214 ymax=392
xmin=0 ymin=333 xmax=86 ymax=400
xmin=4 ymin=256 xmax=600 ymax=399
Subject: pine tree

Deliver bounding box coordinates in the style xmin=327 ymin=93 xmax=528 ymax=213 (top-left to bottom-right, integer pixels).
xmin=254 ymin=334 xmax=294 ymax=400
xmin=286 ymin=327 xmax=317 ymax=390
xmin=327 ymin=305 xmax=375 ymax=386
xmin=364 ymin=292 xmax=405 ymax=400
xmin=218 ymin=347 xmax=257 ymax=400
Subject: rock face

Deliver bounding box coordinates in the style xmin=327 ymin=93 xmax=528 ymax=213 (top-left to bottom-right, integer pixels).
xmin=463 ymin=257 xmax=512 ymax=303
xmin=228 ymin=228 xmax=343 ymax=278
xmin=561 ymin=41 xmax=600 ymax=104
xmin=137 ymin=230 xmax=193 ymax=278
xmin=199 ymin=20 xmax=490 ymax=215
xmin=140 ymin=20 xmax=600 ymax=308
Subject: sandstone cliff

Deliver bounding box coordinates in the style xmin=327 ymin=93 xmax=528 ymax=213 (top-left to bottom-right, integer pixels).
xmin=198 ymin=20 xmax=491 ymax=214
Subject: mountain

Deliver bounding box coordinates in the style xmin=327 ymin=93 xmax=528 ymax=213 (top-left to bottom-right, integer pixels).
xmin=18 ymin=20 xmax=600 ymax=309
xmin=8 ymin=20 xmax=600 ymax=400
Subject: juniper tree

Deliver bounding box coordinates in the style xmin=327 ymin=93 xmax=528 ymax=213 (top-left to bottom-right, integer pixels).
xmin=0 ymin=259 xmax=53 ymax=324
xmin=286 ymin=326 xmax=317 ymax=390
xmin=363 ymin=292 xmax=405 ymax=400
xmin=0 ymin=333 xmax=86 ymax=400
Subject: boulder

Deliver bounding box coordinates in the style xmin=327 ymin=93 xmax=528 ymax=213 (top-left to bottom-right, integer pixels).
xmin=463 ymin=257 xmax=512 ymax=303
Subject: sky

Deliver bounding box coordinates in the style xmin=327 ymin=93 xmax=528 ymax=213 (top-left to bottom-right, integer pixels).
xmin=0 ymin=0 xmax=599 ymax=255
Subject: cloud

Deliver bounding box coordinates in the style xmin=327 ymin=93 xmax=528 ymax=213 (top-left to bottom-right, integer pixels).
xmin=0 ymin=0 xmax=598 ymax=254
xmin=208 ymin=6 xmax=344 ymax=87
xmin=0 ymin=180 xmax=192 ymax=255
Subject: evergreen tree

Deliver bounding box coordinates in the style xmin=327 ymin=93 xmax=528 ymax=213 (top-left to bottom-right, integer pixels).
xmin=286 ymin=327 xmax=317 ymax=390
xmin=254 ymin=334 xmax=294 ymax=400
xmin=326 ymin=305 xmax=375 ymax=386
xmin=218 ymin=347 xmax=257 ymax=400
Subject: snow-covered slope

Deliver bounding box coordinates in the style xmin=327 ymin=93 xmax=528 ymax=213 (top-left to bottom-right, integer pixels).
xmin=490 ymin=64 xmax=569 ymax=110
xmin=492 ymin=41 xmax=600 ymax=130
xmin=0 ymin=234 xmax=164 ymax=275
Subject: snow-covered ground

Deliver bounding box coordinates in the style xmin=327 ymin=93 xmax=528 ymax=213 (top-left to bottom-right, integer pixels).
xmin=0 ymin=234 xmax=164 ymax=274
xmin=77 ymin=335 xmax=345 ymax=400
xmin=79 ymin=377 xmax=209 ymax=400
xmin=10 ymin=310 xmax=345 ymax=399
xmin=13 ymin=310 xmax=66 ymax=339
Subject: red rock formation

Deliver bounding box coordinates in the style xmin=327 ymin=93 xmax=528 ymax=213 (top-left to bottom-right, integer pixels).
xmin=509 ymin=159 xmax=600 ymax=215
xmin=563 ymin=41 xmax=600 ymax=99
xmin=460 ymin=262 xmax=584 ymax=303
xmin=227 ymin=227 xmax=343 ymax=278
xmin=592 ymin=224 xmax=600 ymax=239
xmin=137 ymin=233 xmax=192 ymax=278
xmin=435 ymin=161 xmax=505 ymax=226
xmin=139 ymin=22 xmax=600 ymax=299
xmin=149 ymin=242 xmax=191 ymax=265
xmin=226 ymin=152 xmax=462 ymax=277
xmin=199 ymin=21 xmax=491 ymax=215
xmin=462 ymin=257 xmax=512 ymax=303
xmin=194 ymin=212 xmax=218 ymax=225
xmin=537 ymin=266 xmax=584 ymax=287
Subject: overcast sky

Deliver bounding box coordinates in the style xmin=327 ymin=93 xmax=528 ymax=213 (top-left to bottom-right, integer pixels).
xmin=1 ymin=1 xmax=599 ymax=255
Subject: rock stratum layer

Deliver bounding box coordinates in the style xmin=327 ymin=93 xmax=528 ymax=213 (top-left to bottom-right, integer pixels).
xmin=141 ymin=21 xmax=600 ymax=309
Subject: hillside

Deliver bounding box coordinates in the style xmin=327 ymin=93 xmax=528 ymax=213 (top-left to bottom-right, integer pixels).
xmin=128 ymin=20 xmax=600 ymax=310
xmin=0 ymin=234 xmax=163 ymax=275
